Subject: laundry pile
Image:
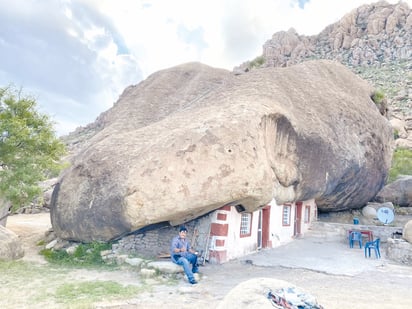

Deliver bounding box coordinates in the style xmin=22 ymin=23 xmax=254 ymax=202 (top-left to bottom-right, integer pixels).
xmin=266 ymin=287 xmax=324 ymax=309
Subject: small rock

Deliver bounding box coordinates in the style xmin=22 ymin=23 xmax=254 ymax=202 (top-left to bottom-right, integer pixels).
xmin=140 ymin=268 xmax=156 ymax=278
xmin=115 ymin=254 xmax=129 ymax=265
xmin=65 ymin=244 xmax=79 ymax=255
xmin=125 ymin=257 xmax=144 ymax=267
xmin=146 ymin=261 xmax=184 ymax=274
xmin=45 ymin=239 xmax=57 ymax=249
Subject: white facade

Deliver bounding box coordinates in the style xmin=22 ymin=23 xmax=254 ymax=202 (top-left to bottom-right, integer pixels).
xmin=267 ymin=198 xmax=317 ymax=247
xmin=206 ymin=198 xmax=318 ymax=263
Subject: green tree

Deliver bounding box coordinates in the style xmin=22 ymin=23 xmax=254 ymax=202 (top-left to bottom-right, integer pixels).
xmin=0 ymin=86 xmax=66 ymax=214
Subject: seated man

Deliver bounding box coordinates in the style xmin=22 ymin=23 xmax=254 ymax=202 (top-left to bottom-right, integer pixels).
xmin=170 ymin=225 xmax=198 ymax=284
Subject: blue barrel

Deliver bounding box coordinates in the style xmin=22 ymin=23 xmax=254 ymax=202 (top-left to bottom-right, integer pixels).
xmin=353 ymin=218 xmax=359 ymax=225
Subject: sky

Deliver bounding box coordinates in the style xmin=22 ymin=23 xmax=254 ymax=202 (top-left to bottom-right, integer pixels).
xmin=0 ymin=0 xmax=410 ymax=136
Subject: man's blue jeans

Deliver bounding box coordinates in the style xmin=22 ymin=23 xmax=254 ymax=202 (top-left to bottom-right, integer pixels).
xmin=174 ymin=253 xmax=198 ymax=281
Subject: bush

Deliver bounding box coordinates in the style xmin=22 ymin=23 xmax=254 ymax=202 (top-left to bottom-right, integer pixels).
xmin=388 ymin=147 xmax=412 ymax=183
xmin=393 ymin=129 xmax=399 ymax=140
xmin=371 ymin=90 xmax=385 ymax=105
xmin=249 ymin=56 xmax=265 ymax=68
xmin=41 ymin=242 xmax=113 ymax=267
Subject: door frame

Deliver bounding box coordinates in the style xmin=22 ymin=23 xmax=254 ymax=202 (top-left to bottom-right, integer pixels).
xmin=294 ymin=202 xmax=303 ymax=237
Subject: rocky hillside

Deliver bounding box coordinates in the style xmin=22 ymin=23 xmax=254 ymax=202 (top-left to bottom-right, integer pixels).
xmin=258 ymin=1 xmax=411 ymax=68
xmin=235 ymin=1 xmax=412 ymax=148
xmin=63 ymin=0 xmax=412 ymax=152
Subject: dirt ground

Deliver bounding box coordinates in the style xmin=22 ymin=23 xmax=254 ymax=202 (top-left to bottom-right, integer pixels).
xmin=5 ymin=213 xmax=412 ymax=309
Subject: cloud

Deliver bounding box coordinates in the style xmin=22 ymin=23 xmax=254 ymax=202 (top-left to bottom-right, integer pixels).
xmin=177 ymin=24 xmax=208 ymax=52
xmin=0 ymin=0 xmax=410 ymax=135
xmin=0 ymin=0 xmax=142 ymax=135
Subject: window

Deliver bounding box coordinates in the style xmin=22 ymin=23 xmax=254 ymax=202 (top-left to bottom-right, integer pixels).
xmin=304 ymin=206 xmax=310 ymax=223
xmin=282 ymin=205 xmax=291 ymax=226
xmin=240 ymin=213 xmax=252 ymax=237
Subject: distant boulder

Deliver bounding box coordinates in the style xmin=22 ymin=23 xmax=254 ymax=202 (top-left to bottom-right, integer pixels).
xmin=0 ymin=226 xmax=24 ymax=260
xmin=374 ymin=176 xmax=412 ymax=207
xmin=362 ymin=205 xmax=377 ymax=219
xmin=404 ymin=220 xmax=412 ymax=243
xmin=50 ymin=60 xmax=393 ymax=242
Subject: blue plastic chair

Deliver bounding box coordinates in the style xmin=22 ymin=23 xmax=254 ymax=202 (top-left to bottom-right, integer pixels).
xmin=364 ymin=238 xmax=381 ymax=258
xmin=349 ymin=231 xmax=362 ymax=248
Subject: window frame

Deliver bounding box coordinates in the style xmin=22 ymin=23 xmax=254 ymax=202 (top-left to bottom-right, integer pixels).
xmin=239 ymin=212 xmax=253 ymax=237
xmin=282 ymin=204 xmax=291 ymax=226
xmin=304 ymin=205 xmax=311 ymax=223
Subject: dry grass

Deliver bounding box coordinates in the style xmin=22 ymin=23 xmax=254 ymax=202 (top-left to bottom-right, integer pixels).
xmin=0 ymin=260 xmax=144 ymax=309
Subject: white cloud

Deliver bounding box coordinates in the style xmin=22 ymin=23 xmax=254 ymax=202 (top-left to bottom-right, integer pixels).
xmin=0 ymin=0 xmax=410 ymax=136
xmin=0 ymin=0 xmax=142 ymax=135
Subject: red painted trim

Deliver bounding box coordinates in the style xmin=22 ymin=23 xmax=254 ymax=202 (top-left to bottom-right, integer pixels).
xmin=208 ymin=250 xmax=227 ymax=264
xmin=219 ymin=205 xmax=231 ymax=211
xmin=210 ymin=223 xmax=229 ymax=236
xmin=217 ymin=213 xmax=227 ymax=221
xmin=294 ymin=202 xmax=302 ymax=236
xmin=215 ymin=239 xmax=225 ymax=247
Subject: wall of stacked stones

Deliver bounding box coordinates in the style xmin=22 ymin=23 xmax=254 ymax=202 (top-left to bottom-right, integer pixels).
xmin=312 ymin=221 xmax=403 ymax=242
xmin=113 ymin=213 xmax=213 ymax=259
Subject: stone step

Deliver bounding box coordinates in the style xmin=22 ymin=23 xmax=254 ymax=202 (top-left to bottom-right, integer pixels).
xmin=306 ymin=221 xmax=345 ymax=241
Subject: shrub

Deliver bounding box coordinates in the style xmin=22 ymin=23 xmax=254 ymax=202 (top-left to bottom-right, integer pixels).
xmin=388 ymin=147 xmax=412 ymax=183
xmin=371 ymin=90 xmax=385 ymax=105
xmin=41 ymin=242 xmax=113 ymax=267
xmin=393 ymin=129 xmax=399 ymax=140
xmin=249 ymin=56 xmax=265 ymax=69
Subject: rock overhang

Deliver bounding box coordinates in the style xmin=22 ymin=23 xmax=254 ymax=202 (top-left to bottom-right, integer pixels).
xmin=50 ymin=60 xmax=393 ymax=241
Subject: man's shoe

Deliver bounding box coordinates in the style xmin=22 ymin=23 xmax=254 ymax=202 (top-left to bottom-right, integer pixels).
xmin=192 ymin=267 xmax=199 ymax=273
xmin=189 ymin=279 xmax=198 ymax=284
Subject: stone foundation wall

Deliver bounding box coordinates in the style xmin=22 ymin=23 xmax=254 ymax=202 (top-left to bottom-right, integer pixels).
xmin=386 ymin=238 xmax=412 ymax=265
xmin=112 ymin=214 xmax=213 ymax=259
xmin=309 ymin=221 xmax=412 ymax=265
xmin=112 ymin=225 xmax=178 ymax=259
xmin=309 ymin=221 xmax=403 ymax=243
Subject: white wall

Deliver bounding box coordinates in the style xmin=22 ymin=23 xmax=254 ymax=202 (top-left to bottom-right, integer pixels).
xmin=207 ymin=198 xmax=318 ymax=263
xmin=303 ymin=199 xmax=318 ymax=233
xmin=221 ymin=206 xmax=259 ymax=261
xmin=268 ymin=198 xmax=317 ymax=247
xmin=268 ymin=199 xmax=294 ymax=247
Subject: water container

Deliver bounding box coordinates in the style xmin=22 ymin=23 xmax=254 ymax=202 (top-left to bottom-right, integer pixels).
xmin=353 ymin=217 xmax=359 ymax=225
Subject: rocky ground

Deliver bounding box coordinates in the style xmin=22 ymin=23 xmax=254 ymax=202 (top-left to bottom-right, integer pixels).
xmin=4 ymin=212 xmax=412 ymax=309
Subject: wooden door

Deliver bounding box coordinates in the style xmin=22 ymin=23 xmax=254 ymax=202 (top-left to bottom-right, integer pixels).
xmin=294 ymin=202 xmax=303 ymax=237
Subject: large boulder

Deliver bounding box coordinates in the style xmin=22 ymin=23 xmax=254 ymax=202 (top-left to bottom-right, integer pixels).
xmin=51 ymin=60 xmax=393 ymax=242
xmin=374 ymin=176 xmax=412 ymax=207
xmin=404 ymin=220 xmax=412 ymax=243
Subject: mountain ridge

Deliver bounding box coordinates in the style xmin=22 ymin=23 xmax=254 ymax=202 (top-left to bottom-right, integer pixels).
xmin=235 ymin=1 xmax=411 ymax=114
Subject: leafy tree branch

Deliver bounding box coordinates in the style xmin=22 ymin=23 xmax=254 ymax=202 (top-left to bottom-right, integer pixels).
xmin=0 ymin=86 xmax=66 ymax=212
